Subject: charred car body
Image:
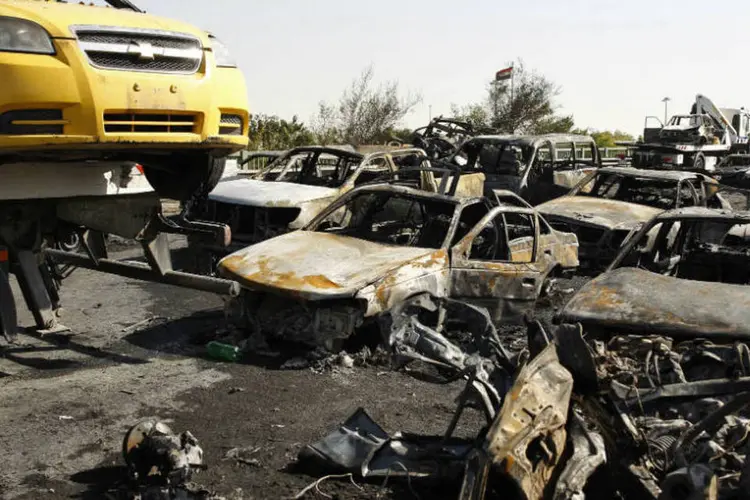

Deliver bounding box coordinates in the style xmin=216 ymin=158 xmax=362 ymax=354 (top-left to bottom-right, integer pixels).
xmin=536 ymin=167 xmax=729 ymax=270
xmin=217 ymin=182 xmax=579 ymax=349
xmin=447 ymin=134 xmax=601 ymax=205
xmin=715 ymin=154 xmax=750 ymax=190
xmin=411 ymin=117 xmax=484 ymax=159
xmin=187 ymin=146 xmax=426 ymax=272
xmin=544 ymin=208 xmax=750 ymax=499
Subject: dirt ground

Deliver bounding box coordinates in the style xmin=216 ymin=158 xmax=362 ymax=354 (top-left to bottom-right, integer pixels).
xmin=0 ymin=240 xmax=582 ymax=500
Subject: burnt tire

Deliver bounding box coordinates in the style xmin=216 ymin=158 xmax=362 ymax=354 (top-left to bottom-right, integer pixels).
xmin=144 ymin=154 xmax=226 ymax=201
xmin=0 ymin=268 xmax=17 ymax=341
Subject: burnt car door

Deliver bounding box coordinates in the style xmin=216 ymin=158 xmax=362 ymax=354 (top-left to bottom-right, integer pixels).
xmin=449 ymin=207 xmax=544 ymax=324
xmin=522 ymin=139 xmax=557 ymax=204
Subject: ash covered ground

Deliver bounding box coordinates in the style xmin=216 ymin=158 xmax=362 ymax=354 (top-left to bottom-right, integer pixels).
xmin=0 ymin=238 xmax=588 ymax=500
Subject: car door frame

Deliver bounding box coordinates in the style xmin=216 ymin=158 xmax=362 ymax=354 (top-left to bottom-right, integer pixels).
xmin=448 ymin=205 xmax=545 ymax=324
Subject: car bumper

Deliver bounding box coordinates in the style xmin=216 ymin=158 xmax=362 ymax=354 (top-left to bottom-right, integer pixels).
xmin=0 ymin=40 xmax=249 ymax=154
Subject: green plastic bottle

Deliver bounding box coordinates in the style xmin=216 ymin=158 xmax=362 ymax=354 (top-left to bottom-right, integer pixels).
xmin=206 ymin=341 xmax=240 ymax=362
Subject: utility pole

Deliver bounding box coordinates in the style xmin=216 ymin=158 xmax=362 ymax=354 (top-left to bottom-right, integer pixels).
xmin=662 ymin=97 xmax=671 ymax=124
xmin=428 ymin=104 xmax=432 ymax=122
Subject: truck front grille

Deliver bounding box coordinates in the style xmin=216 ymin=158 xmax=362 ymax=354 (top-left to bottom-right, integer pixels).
xmin=72 ymin=26 xmax=203 ymax=74
xmin=103 ymin=112 xmax=198 ymax=133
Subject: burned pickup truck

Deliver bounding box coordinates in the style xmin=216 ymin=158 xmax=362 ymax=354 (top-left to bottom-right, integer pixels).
xmin=536 ymin=167 xmax=730 ymax=269
xmin=447 ymin=133 xmax=601 ymax=204
xmin=217 ymin=181 xmax=579 ymax=349
xmin=187 ymin=146 xmax=426 ymax=272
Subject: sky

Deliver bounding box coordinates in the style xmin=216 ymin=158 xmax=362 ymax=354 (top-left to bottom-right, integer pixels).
xmin=137 ymin=0 xmax=750 ymax=137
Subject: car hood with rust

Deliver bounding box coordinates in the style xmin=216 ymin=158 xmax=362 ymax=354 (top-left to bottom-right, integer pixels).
xmin=209 ymin=179 xmax=337 ymax=207
xmin=536 ymin=197 xmax=662 ymax=230
xmin=559 ymin=267 xmax=750 ymax=339
xmin=218 ymin=231 xmax=441 ymax=299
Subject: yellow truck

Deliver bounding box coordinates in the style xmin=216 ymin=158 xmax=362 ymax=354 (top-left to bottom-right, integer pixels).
xmin=0 ymin=0 xmax=249 ymax=338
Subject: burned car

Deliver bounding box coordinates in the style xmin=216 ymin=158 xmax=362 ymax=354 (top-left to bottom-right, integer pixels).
xmin=547 ymin=208 xmax=750 ymax=499
xmin=187 ymin=146 xmax=426 ymax=272
xmin=715 ymin=153 xmax=750 ymax=189
xmin=659 ymin=114 xmax=716 ymax=145
xmin=411 ymin=116 xmax=484 ymax=159
xmin=447 ymin=134 xmax=601 ymax=205
xmin=536 ymin=167 xmax=729 ymax=269
xmin=217 ymin=182 xmax=579 ymax=349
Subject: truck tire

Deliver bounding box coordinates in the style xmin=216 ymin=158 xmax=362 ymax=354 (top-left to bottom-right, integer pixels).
xmin=144 ymin=154 xmax=226 ymax=201
xmin=693 ymin=153 xmax=706 ymax=171
xmin=0 ymin=268 xmax=17 ymax=341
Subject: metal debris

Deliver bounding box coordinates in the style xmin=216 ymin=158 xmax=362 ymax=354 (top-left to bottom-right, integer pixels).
xmin=122 ymin=420 xmax=205 ymax=498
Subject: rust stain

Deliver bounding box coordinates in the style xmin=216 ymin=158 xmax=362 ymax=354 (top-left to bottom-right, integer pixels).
xmin=410 ymin=250 xmax=447 ymax=269
xmin=375 ymin=274 xmax=399 ymax=309
xmin=224 ymin=256 xmax=341 ymax=290
xmin=585 ymin=285 xmax=683 ymax=324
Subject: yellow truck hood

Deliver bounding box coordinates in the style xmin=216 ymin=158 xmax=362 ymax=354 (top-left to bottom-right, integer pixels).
xmin=0 ymin=1 xmax=208 ymax=41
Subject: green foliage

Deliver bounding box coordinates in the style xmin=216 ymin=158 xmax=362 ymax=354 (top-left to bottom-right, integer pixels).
xmin=450 ymin=103 xmax=490 ymax=130
xmin=247 ymin=114 xmax=315 ymax=151
xmin=534 ymin=115 xmax=575 ymax=135
xmin=450 ymin=60 xmax=573 ymax=135
xmin=312 ymin=66 xmax=422 ymax=146
xmin=572 ymin=128 xmax=635 ymax=147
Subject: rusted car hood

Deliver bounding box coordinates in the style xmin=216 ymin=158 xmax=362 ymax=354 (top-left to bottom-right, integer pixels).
xmin=218 ymin=231 xmax=439 ymax=299
xmin=560 ymin=267 xmax=750 ymax=339
xmin=537 ymin=197 xmax=661 ymax=230
xmin=209 ymin=179 xmax=336 ymax=207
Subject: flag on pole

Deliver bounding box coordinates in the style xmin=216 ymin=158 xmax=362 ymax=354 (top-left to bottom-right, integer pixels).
xmin=495 ymin=66 xmax=513 ymax=82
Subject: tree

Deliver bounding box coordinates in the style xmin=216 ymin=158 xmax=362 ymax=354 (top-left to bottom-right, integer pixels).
xmin=451 ymin=59 xmax=573 ymax=135
xmin=247 ymin=114 xmax=315 ymax=151
xmin=312 ymin=66 xmax=422 ymax=145
xmin=572 ymin=128 xmax=635 ymax=148
xmin=310 ymin=102 xmax=342 ymax=146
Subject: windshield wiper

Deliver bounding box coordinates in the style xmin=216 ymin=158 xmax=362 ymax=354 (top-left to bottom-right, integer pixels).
xmin=105 ymin=0 xmax=144 ymax=12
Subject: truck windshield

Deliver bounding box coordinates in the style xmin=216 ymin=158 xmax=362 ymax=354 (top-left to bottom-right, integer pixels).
xmin=309 ymin=191 xmax=457 ymax=249
xmin=574 ymin=172 xmax=683 ymax=210
xmin=670 ymin=116 xmax=700 ymax=127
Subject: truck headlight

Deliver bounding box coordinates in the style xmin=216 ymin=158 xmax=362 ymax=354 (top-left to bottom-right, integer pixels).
xmin=0 ymin=17 xmax=54 ymax=54
xmin=209 ymin=35 xmax=236 ymax=68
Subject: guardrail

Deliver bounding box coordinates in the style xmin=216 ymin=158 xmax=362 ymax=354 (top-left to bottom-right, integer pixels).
xmin=234 ymin=145 xmax=633 ymax=173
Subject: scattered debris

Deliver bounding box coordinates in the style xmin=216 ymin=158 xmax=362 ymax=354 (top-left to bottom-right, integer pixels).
xmin=121 ymin=316 xmax=166 ymax=334
xmin=122 ymin=420 xmax=206 ymax=498
xmin=206 ymin=341 xmax=241 ymax=362
xmin=224 ymin=446 xmax=261 ymax=467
